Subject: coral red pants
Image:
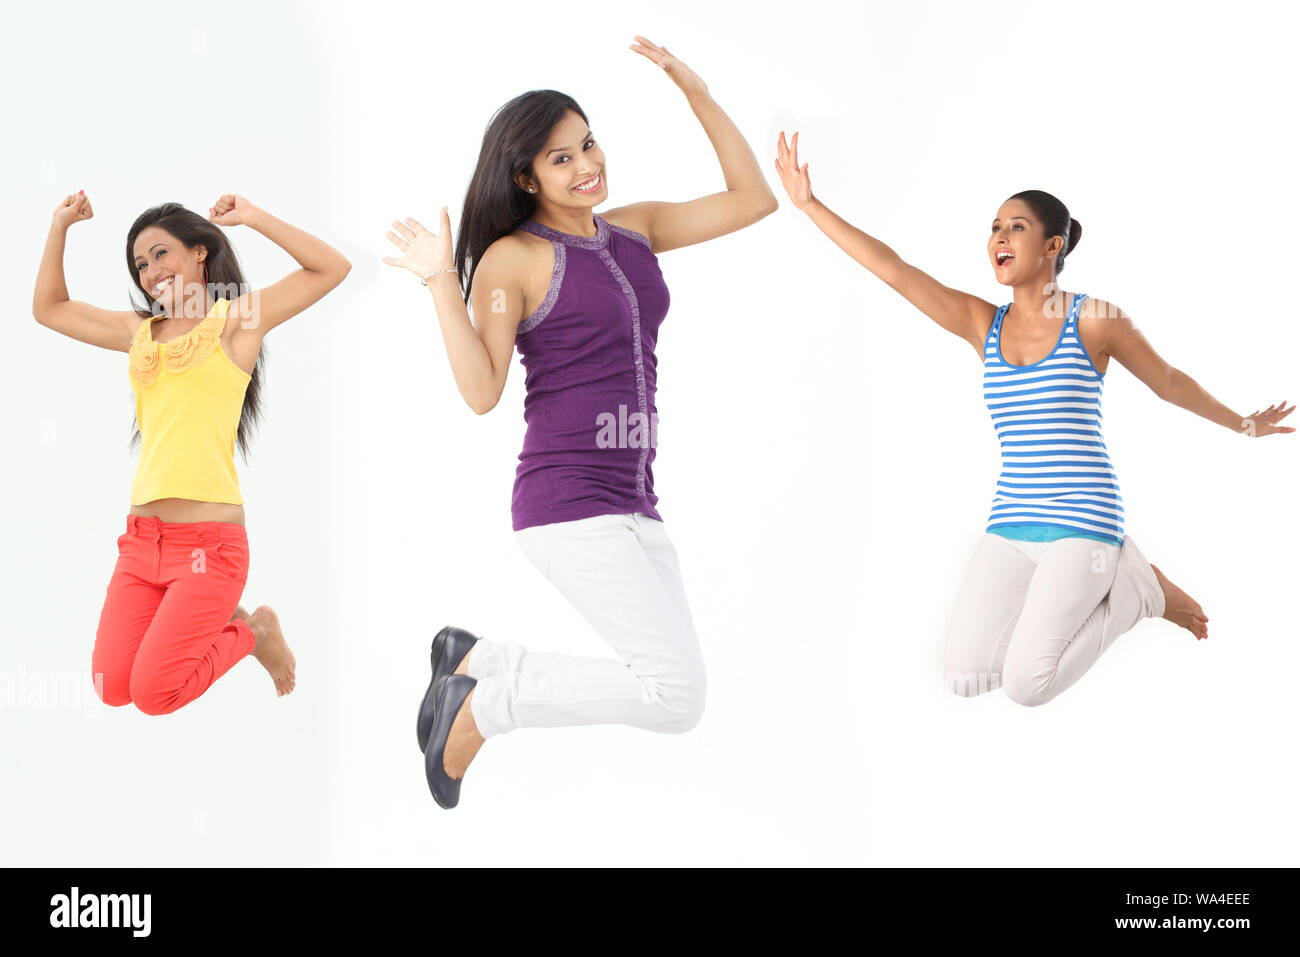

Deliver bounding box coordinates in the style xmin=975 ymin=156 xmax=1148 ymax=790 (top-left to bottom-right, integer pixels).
xmin=92 ymin=514 xmax=255 ymax=715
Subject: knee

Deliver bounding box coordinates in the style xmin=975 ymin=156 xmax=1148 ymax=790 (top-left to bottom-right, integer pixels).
xmin=127 ymin=674 xmax=181 ymax=717
xmin=1000 ymin=664 xmax=1056 ymax=708
xmin=654 ymin=662 xmax=707 ymax=734
xmin=133 ymin=699 xmax=176 ymax=717
xmin=132 ymin=695 xmax=179 ymax=717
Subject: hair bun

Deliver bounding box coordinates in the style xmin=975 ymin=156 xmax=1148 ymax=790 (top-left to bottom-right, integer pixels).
xmin=1067 ymin=218 xmax=1083 ymax=254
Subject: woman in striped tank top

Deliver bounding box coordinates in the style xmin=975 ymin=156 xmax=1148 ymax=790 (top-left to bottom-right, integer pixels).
xmin=775 ymin=134 xmax=1295 ymax=706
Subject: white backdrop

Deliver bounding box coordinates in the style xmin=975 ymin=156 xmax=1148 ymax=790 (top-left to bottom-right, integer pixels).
xmin=2 ymin=0 xmax=1296 ymax=867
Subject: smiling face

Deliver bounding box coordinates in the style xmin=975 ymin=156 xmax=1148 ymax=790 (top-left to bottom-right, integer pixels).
xmin=517 ymin=109 xmax=607 ymax=210
xmin=132 ymin=226 xmax=206 ymax=312
xmin=988 ymin=199 xmax=1065 ymax=285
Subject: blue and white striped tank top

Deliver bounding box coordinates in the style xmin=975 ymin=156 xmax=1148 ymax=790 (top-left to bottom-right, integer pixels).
xmin=982 ymin=292 xmax=1125 ymax=547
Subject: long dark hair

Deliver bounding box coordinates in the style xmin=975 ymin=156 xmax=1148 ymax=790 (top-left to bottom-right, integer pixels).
xmin=125 ymin=203 xmax=265 ymax=460
xmin=455 ymin=90 xmax=588 ymax=302
xmin=1006 ymin=189 xmax=1082 ymax=276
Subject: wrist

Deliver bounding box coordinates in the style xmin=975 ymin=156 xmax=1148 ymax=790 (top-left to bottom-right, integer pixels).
xmin=683 ymin=87 xmax=714 ymax=108
xmin=241 ymin=206 xmax=268 ymax=230
xmin=420 ymin=267 xmax=458 ymax=288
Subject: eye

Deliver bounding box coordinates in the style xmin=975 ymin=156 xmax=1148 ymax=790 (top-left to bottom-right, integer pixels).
xmin=1012 ymin=224 xmax=1023 ymax=231
xmin=554 ymin=138 xmax=596 ymax=164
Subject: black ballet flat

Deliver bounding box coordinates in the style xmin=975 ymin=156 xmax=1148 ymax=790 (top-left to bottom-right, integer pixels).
xmin=417 ymin=626 xmax=481 ymax=752
xmin=424 ymin=674 xmax=477 ymax=810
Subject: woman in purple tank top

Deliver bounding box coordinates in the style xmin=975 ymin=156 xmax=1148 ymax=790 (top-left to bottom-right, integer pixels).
xmin=384 ymin=36 xmax=777 ymax=809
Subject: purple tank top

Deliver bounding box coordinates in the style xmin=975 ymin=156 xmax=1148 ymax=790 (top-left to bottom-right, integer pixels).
xmin=511 ymin=213 xmax=671 ymax=531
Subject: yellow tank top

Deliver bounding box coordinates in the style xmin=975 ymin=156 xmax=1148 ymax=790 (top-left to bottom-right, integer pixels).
xmin=128 ymin=297 xmax=251 ymax=506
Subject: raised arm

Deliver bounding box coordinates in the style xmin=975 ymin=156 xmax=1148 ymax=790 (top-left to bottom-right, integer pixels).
xmin=32 ymin=191 xmax=140 ymax=352
xmin=384 ymin=208 xmax=521 ymax=415
xmin=1085 ymin=299 xmax=1295 ymax=437
xmin=774 ymin=131 xmax=994 ymax=359
xmin=216 ymin=195 xmax=351 ymax=345
xmin=600 ymin=37 xmax=778 ymax=254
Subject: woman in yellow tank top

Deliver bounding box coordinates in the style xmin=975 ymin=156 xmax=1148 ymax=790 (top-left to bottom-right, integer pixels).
xmin=33 ymin=191 xmax=350 ymax=714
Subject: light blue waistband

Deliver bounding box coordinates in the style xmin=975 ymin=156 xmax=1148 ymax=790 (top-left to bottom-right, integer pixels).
xmin=989 ymin=523 xmax=1121 ymax=547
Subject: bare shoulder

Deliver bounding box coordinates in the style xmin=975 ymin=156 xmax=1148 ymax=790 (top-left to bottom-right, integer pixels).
xmin=475 ymin=232 xmax=533 ymax=294
xmin=1078 ymin=296 xmax=1136 ymax=340
xmin=1078 ymin=295 xmax=1129 ymax=320
xmin=481 ymin=229 xmax=548 ymax=275
xmin=472 ymin=229 xmax=555 ymax=323
xmin=597 ymin=203 xmax=656 ymax=243
xmin=1076 ymin=296 xmax=1137 ymax=374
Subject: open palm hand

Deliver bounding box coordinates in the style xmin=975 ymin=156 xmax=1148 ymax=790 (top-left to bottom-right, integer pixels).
xmin=383 ymin=207 xmax=454 ymax=280
xmin=630 ymin=36 xmax=707 ymax=97
xmin=1241 ymin=400 xmax=1296 ymax=437
xmin=775 ymin=131 xmax=814 ymax=210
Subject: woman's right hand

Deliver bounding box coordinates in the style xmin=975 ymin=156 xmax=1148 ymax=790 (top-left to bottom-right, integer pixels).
xmin=383 ymin=207 xmax=455 ymax=280
xmin=52 ymin=190 xmax=93 ymax=229
xmin=775 ymin=131 xmax=814 ymax=211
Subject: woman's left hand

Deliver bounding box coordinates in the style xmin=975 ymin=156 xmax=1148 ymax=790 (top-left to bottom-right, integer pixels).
xmin=630 ymin=36 xmax=707 ymax=97
xmin=1240 ymin=400 xmax=1296 ymax=436
xmin=209 ymin=193 xmax=257 ymax=226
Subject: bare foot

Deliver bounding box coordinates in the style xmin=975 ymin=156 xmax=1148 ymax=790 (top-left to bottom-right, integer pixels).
xmin=230 ymin=605 xmax=249 ymax=623
xmin=1150 ymin=564 xmax=1210 ymax=640
xmin=453 ymin=646 xmax=472 ymax=677
xmin=247 ymin=605 xmax=296 ymax=696
xmin=442 ymin=688 xmax=485 ymax=780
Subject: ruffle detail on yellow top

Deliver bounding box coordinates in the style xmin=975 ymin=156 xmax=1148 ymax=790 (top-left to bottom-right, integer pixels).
xmin=129 ymin=301 xmax=227 ymax=387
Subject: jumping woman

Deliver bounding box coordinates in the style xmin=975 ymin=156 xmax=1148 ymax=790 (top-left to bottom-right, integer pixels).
xmin=774 ymin=131 xmax=1294 ymax=706
xmin=33 ymin=192 xmax=351 ymax=714
xmin=384 ymin=37 xmax=777 ymax=807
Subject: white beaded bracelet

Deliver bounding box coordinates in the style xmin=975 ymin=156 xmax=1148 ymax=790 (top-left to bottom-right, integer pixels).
xmin=420 ymin=268 xmax=457 ymax=286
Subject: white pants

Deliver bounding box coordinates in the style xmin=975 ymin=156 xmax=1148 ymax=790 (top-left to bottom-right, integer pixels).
xmin=943 ymin=533 xmax=1166 ymax=706
xmin=467 ymin=512 xmax=707 ymax=739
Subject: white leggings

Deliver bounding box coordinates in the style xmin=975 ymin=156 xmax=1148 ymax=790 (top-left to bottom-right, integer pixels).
xmin=944 ymin=533 xmax=1166 ymax=706
xmin=467 ymin=512 xmax=706 ymax=739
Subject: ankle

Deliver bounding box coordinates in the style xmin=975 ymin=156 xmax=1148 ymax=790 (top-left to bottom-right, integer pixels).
xmin=246 ymin=612 xmax=266 ymax=648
